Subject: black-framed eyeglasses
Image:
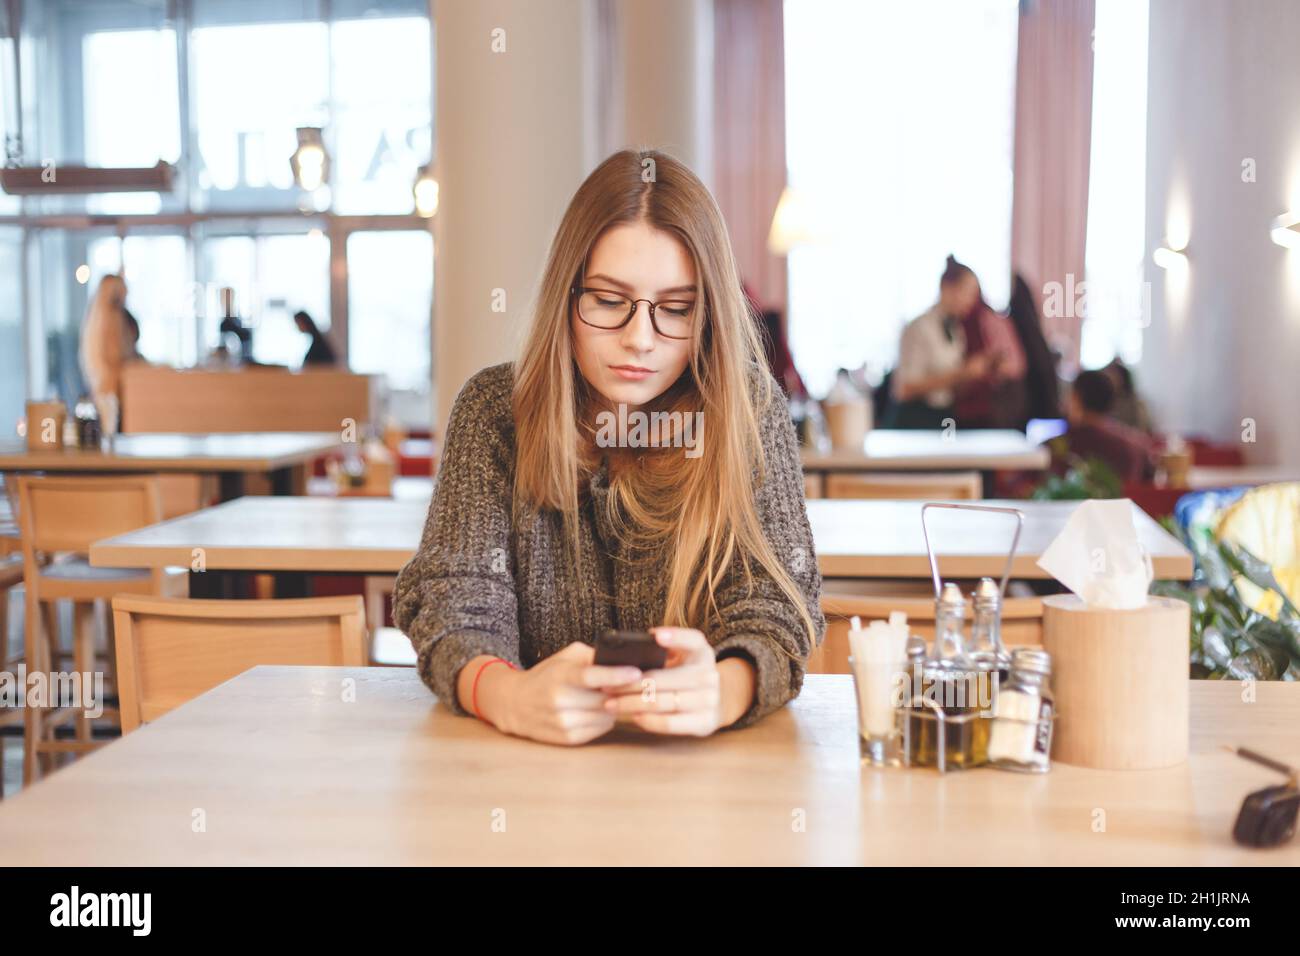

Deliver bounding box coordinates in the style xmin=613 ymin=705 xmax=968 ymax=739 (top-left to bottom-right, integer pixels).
xmin=570 ymin=285 xmax=696 ymax=340
xmin=1229 ymin=746 xmax=1299 ymax=848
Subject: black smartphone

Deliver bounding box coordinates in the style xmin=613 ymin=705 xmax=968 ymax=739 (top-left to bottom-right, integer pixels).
xmin=593 ymin=629 xmax=667 ymax=671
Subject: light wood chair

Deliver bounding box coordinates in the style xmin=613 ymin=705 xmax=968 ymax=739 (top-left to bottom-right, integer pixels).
xmin=112 ymin=595 xmax=368 ymax=732
xmin=802 ymin=473 xmax=824 ymax=500
xmin=808 ymin=585 xmax=1044 ymax=675
xmin=15 ymin=475 xmax=185 ymax=783
xmin=0 ymin=476 xmax=20 ymax=674
xmin=824 ymin=470 xmax=982 ymax=500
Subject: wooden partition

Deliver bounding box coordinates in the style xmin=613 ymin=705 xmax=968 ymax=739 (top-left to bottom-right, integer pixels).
xmin=121 ymin=366 xmax=381 ymax=434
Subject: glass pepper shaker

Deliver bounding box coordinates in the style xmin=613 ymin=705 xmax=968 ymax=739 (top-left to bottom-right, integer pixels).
xmin=988 ymin=648 xmax=1055 ymax=773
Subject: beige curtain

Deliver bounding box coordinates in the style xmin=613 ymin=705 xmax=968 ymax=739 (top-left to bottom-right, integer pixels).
xmin=1010 ymin=0 xmax=1096 ymax=371
xmin=712 ymin=0 xmax=787 ymax=316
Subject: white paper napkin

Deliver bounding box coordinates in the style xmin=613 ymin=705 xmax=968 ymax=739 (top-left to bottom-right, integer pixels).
xmin=1035 ymin=499 xmax=1154 ymax=609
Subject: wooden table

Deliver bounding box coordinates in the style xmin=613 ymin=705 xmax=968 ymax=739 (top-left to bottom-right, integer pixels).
xmin=802 ymin=429 xmax=1050 ymax=473
xmin=808 ymin=498 xmax=1194 ymax=580
xmin=90 ymin=496 xmax=429 ymax=596
xmin=1187 ymin=465 xmax=1300 ymax=491
xmin=90 ymin=495 xmax=1196 ymax=593
xmin=0 ymin=432 xmax=344 ymax=499
xmin=0 ymin=668 xmax=1293 ymax=865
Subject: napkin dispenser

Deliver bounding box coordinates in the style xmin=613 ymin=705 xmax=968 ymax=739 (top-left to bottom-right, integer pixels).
xmin=1037 ymin=500 xmax=1189 ymax=770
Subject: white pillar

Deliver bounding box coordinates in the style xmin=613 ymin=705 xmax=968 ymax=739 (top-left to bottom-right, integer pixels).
xmin=432 ymin=0 xmax=598 ymax=436
xmin=615 ymin=0 xmax=714 ymax=187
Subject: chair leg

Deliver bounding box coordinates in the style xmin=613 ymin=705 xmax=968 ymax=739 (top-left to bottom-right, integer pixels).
xmin=22 ymin=592 xmax=45 ymax=786
xmin=103 ymin=599 xmax=118 ymax=701
xmin=41 ymin=601 xmax=62 ymax=671
xmin=72 ymin=602 xmax=95 ymax=744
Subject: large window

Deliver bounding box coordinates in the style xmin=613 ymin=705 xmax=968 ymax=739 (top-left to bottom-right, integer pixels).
xmin=200 ymin=231 xmax=332 ymax=367
xmin=0 ymin=0 xmax=433 ymax=430
xmin=0 ymin=228 xmax=22 ymax=433
xmin=783 ymin=0 xmax=1020 ymax=398
xmin=1081 ymin=0 xmax=1150 ymax=369
xmin=347 ymin=231 xmax=433 ymax=392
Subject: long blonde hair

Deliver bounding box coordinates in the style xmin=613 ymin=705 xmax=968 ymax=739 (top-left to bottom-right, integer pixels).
xmin=80 ymin=273 xmax=130 ymax=402
xmin=512 ymin=148 xmax=816 ymax=652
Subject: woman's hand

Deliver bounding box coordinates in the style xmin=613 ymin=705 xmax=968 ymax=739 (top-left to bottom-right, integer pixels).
xmin=481 ymin=643 xmax=642 ymax=747
xmin=603 ymin=627 xmax=736 ymax=736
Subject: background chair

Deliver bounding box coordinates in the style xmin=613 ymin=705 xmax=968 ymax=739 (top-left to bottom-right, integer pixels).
xmin=16 ymin=475 xmax=184 ymax=782
xmin=112 ymin=594 xmax=367 ymax=732
xmin=824 ymin=470 xmax=982 ymax=500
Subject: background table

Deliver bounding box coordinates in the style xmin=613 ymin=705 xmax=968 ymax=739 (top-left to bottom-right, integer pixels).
xmin=808 ymin=498 xmax=1194 ymax=580
xmin=0 ymin=432 xmax=344 ymax=499
xmin=1187 ymin=465 xmax=1300 ymax=490
xmin=90 ymin=496 xmax=1196 ymax=594
xmin=801 ymin=429 xmax=1050 ymax=473
xmin=0 ymin=668 xmax=1293 ymax=865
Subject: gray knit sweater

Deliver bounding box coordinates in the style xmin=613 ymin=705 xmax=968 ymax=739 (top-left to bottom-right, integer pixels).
xmin=393 ymin=362 xmax=825 ymax=730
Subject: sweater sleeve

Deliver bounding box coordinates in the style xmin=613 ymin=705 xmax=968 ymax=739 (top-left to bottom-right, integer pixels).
xmin=708 ymin=376 xmax=826 ymax=730
xmin=393 ymin=365 xmax=521 ymax=715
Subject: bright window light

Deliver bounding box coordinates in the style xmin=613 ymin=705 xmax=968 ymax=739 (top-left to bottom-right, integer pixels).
xmin=783 ymin=0 xmax=1019 ymax=397
xmin=1081 ymin=0 xmax=1150 ymax=370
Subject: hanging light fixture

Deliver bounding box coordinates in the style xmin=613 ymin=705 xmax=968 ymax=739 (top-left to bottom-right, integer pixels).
xmin=413 ymin=163 xmax=439 ymax=218
xmin=290 ymin=127 xmax=329 ymax=192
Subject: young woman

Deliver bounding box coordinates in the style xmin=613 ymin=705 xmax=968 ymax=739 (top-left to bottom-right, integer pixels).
xmin=393 ymin=149 xmax=824 ymax=746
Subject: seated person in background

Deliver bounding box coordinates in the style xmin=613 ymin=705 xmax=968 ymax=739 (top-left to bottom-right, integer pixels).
xmin=885 ymin=255 xmax=989 ymax=429
xmin=754 ymin=303 xmax=809 ymax=402
xmin=1061 ymin=370 xmax=1155 ymax=482
xmin=1101 ymin=358 xmax=1155 ymax=435
xmin=1006 ymin=273 xmax=1062 ymax=423
xmin=294 ymin=310 xmax=338 ymax=367
xmin=947 ymin=259 xmax=1027 ymax=429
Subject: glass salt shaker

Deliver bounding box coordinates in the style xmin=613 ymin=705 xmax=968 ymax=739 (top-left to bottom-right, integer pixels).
xmin=988 ymin=648 xmax=1055 ymax=773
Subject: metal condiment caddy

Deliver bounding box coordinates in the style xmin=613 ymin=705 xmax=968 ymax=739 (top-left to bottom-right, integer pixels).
xmin=892 ymin=502 xmax=1056 ymax=774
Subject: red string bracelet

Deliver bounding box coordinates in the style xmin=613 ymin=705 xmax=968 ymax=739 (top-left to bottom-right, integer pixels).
xmin=471 ymin=657 xmax=517 ymax=724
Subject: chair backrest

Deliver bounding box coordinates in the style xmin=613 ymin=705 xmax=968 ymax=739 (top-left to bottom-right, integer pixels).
xmin=809 ymin=589 xmax=1043 ymax=674
xmin=112 ymin=594 xmax=368 ymax=731
xmin=16 ymin=474 xmax=162 ymax=556
xmin=824 ymin=470 xmax=982 ymax=501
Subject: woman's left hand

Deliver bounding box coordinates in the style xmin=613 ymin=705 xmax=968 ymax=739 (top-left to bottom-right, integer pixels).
xmin=603 ymin=627 xmax=723 ymax=736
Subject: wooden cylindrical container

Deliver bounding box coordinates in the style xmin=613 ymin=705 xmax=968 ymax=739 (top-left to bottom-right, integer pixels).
xmin=25 ymin=400 xmax=66 ymax=452
xmin=1041 ymin=594 xmax=1190 ymax=770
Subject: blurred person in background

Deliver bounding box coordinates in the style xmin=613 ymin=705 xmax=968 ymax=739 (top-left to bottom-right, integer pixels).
xmin=1006 ymin=273 xmax=1062 ymax=424
xmin=754 ymin=304 xmax=808 ymax=402
xmin=80 ymin=274 xmax=137 ymax=408
xmin=294 ymin=310 xmax=338 ymax=367
xmin=1060 ymin=369 xmax=1154 ymax=482
xmin=948 ymin=257 xmax=1027 ymax=429
xmin=886 ymin=255 xmax=1000 ymax=429
xmin=1102 ymin=357 xmax=1155 ymax=435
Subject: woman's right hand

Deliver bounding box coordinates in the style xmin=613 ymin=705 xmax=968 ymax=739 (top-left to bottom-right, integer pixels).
xmin=485 ymin=643 xmax=642 ymax=746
